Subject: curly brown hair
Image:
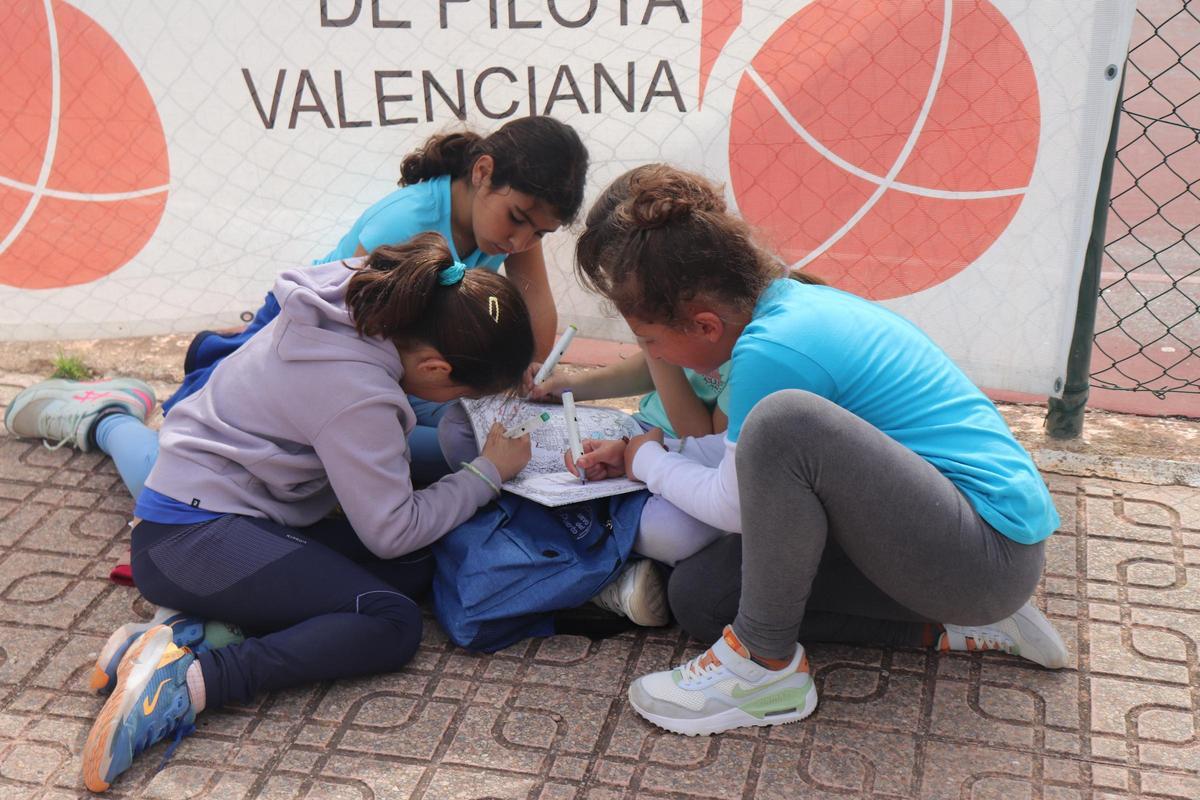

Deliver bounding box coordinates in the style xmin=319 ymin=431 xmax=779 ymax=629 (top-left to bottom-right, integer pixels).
xmin=575 ymin=164 xmax=820 ymax=324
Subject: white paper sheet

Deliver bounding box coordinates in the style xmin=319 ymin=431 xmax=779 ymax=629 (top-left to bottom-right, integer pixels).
xmin=460 ymin=397 xmax=647 ymax=507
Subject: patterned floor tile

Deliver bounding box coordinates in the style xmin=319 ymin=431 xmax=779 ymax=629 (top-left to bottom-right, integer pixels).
xmin=1 ymin=403 xmax=1197 ymax=798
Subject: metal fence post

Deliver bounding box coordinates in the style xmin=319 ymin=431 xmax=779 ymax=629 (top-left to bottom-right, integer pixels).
xmin=1044 ymin=79 xmax=1124 ymax=438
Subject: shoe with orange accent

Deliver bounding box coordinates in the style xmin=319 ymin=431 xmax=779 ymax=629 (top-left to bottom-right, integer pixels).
xmin=3 ymin=377 xmax=155 ymax=452
xmin=627 ymin=625 xmax=817 ymax=736
xmin=89 ymin=608 xmax=243 ymax=696
xmin=938 ymin=601 xmax=1068 ymax=669
xmin=81 ymin=625 xmax=197 ymax=793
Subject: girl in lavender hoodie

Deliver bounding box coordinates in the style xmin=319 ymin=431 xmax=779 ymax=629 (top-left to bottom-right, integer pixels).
xmin=78 ymin=233 xmax=535 ymax=792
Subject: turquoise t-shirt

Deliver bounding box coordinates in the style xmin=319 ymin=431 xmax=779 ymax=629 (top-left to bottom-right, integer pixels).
xmin=634 ymin=363 xmax=731 ymax=439
xmin=321 ymin=174 xmax=507 ymax=270
xmin=726 ymin=279 xmax=1059 ymax=545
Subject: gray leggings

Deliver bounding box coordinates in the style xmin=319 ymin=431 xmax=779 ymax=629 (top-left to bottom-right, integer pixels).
xmin=718 ymin=390 xmax=1046 ymax=659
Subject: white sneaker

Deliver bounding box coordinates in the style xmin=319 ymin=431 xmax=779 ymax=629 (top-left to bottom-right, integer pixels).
xmin=590 ymin=560 xmax=669 ymax=627
xmin=628 ymin=626 xmax=818 ymax=736
xmin=939 ymin=601 xmax=1068 ymax=668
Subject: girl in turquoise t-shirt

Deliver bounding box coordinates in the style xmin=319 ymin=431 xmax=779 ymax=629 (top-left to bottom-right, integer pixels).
xmin=567 ymin=164 xmax=1068 ymax=737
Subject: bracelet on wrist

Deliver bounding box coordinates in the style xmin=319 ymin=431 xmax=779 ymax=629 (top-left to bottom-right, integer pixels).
xmin=460 ymin=461 xmax=501 ymax=497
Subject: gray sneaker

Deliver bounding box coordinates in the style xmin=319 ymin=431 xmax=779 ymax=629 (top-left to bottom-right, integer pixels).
xmin=4 ymin=378 xmax=156 ymax=452
xmin=591 ymin=560 xmax=670 ymax=627
xmin=940 ymin=601 xmax=1069 ymax=669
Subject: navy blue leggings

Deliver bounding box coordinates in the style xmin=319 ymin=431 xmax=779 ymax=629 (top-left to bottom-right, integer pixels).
xmin=131 ymin=514 xmax=433 ymax=709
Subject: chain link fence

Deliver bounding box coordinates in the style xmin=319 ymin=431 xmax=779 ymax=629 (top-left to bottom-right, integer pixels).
xmin=1096 ymin=0 xmax=1200 ymax=399
xmin=0 ymin=1 xmax=1147 ymax=402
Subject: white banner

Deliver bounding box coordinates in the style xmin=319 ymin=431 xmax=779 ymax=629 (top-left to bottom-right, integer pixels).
xmin=0 ymin=0 xmax=1136 ymax=395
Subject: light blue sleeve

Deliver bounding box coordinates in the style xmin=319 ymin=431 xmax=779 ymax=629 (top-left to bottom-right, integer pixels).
xmin=725 ymin=337 xmax=837 ymax=442
xmin=357 ymin=192 xmax=438 ymax=254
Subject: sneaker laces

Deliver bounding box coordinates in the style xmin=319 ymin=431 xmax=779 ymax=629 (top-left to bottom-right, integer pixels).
xmin=678 ymin=648 xmax=723 ymax=682
xmin=955 ymin=626 xmax=1016 ymax=652
xmin=155 ymin=721 xmax=196 ymax=774
xmin=39 ymin=408 xmax=87 ymax=450
xmin=131 ymin=695 xmax=191 ymax=763
xmin=592 ymin=565 xmax=636 ymax=617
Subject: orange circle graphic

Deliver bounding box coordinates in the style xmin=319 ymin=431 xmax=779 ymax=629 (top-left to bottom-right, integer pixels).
xmin=729 ymin=0 xmax=1039 ymax=299
xmin=1 ymin=1 xmax=169 ymax=289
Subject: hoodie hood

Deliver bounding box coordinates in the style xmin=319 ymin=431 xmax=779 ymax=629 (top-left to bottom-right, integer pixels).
xmin=270 ymin=258 xmax=403 ymax=380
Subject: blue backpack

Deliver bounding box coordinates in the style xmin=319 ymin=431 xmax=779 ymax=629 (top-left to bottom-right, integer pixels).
xmin=432 ymin=490 xmax=650 ymax=652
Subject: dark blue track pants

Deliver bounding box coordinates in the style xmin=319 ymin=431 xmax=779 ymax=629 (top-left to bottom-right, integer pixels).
xmin=131 ymin=514 xmax=433 ymax=709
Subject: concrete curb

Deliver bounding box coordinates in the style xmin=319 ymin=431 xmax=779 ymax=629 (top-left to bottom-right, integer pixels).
xmin=1029 ymin=448 xmax=1200 ymax=488
xmin=2 ymin=334 xmax=1196 ymax=488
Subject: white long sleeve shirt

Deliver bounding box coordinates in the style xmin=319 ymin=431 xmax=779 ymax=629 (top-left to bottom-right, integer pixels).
xmin=631 ymin=434 xmax=741 ymax=533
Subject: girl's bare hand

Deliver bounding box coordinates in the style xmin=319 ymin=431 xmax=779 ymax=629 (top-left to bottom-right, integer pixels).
xmin=565 ymin=438 xmax=627 ymax=481
xmin=528 ymin=370 xmax=569 ymax=403
xmin=480 ymin=422 xmax=531 ymax=482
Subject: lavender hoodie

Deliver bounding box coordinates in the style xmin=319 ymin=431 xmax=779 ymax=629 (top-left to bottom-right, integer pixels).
xmin=144 ymin=259 xmax=502 ymax=558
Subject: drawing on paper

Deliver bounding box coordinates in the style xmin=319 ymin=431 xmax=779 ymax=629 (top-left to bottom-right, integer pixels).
xmin=460 ymin=396 xmax=647 ymax=507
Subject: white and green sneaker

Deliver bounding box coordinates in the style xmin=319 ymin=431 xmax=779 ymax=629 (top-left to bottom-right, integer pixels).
xmin=590 ymin=559 xmax=670 ymax=627
xmin=939 ymin=601 xmax=1068 ymax=669
xmin=628 ymin=626 xmax=817 ymax=736
xmin=3 ymin=378 xmax=155 ymax=452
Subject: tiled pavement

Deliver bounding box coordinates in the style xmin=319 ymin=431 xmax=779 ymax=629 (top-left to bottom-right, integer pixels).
xmin=1 ymin=407 xmax=1198 ymax=798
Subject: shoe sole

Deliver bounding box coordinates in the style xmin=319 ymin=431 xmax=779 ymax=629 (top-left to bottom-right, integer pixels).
xmin=82 ymin=624 xmax=174 ymax=792
xmin=89 ymin=608 xmax=179 ymax=694
xmin=628 ymin=683 xmax=818 ymax=737
xmin=1010 ymin=606 xmax=1069 ymax=669
xmin=625 ymin=560 xmax=670 ymax=627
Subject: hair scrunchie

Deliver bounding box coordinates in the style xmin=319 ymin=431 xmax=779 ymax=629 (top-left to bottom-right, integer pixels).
xmin=438 ymin=261 xmax=467 ymax=286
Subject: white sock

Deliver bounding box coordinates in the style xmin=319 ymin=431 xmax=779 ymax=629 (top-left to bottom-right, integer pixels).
xmin=185 ymin=661 xmax=206 ymax=714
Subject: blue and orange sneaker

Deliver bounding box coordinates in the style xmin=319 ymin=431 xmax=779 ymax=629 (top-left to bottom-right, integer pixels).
xmin=89 ymin=608 xmax=243 ymax=696
xmin=82 ymin=625 xmax=198 ymax=793
xmin=3 ymin=377 xmax=155 ymax=452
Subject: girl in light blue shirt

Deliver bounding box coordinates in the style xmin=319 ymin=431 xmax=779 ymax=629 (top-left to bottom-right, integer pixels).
xmin=568 ymin=164 xmax=1068 ymax=737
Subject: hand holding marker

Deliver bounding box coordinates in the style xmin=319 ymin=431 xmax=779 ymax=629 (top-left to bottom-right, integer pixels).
xmin=504 ymin=411 xmax=550 ymax=439
xmin=561 ymin=390 xmax=586 ymax=484
xmin=533 ymin=324 xmax=578 ymax=385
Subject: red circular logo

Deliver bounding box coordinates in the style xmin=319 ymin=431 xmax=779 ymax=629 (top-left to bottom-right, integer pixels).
xmin=728 ymin=0 xmax=1039 ymax=299
xmin=1 ymin=1 xmax=169 ymax=289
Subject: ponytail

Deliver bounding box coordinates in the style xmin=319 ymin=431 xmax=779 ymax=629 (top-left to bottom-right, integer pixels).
xmin=346 ymin=233 xmax=534 ymax=393
xmin=399 ymin=116 xmax=589 ymax=223
xmin=399 ymin=132 xmax=483 ymax=186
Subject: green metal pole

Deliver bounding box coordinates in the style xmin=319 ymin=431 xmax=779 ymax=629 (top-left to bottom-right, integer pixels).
xmin=1045 ymin=75 xmax=1124 ymax=439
